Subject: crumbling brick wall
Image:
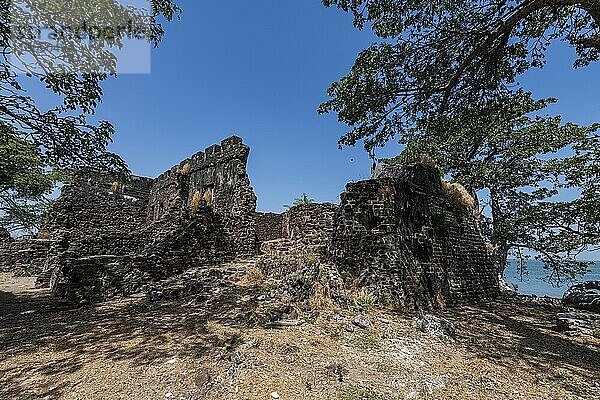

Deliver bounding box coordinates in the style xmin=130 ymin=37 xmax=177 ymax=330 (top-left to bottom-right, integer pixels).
xmin=57 ymin=206 xmax=237 ymax=301
xmin=45 ymin=136 xmax=258 ymax=300
xmin=43 ymin=171 xmax=154 ymax=295
xmin=2 ymin=136 xmax=500 ymax=308
xmin=329 ymin=164 xmax=499 ymax=309
xmin=45 ymin=170 xmax=153 ymax=255
xmin=254 ymin=212 xmax=284 ymax=244
xmin=283 ymin=203 xmax=337 ymax=249
xmin=148 ymin=136 xmax=257 ymax=256
xmin=254 ymin=204 xmax=337 ymax=250
xmin=0 ymin=238 xmax=51 ymax=276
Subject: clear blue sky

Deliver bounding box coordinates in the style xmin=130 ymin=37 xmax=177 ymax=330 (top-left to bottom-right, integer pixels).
xmin=32 ymin=1 xmax=600 ymax=213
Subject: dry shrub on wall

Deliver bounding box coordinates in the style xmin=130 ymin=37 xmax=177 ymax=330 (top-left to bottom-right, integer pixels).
xmin=435 ymin=292 xmax=446 ymax=310
xmin=310 ymin=281 xmax=334 ymax=309
xmin=110 ymin=182 xmax=125 ymax=193
xmin=177 ymin=162 xmax=191 ymax=176
xmin=441 ymin=179 xmax=477 ymax=212
xmin=189 ymin=190 xmax=202 ymax=214
xmin=239 ymin=265 xmax=266 ymax=286
xmin=37 ymin=231 xmax=50 ymax=239
xmin=203 ymin=187 xmax=213 ymax=206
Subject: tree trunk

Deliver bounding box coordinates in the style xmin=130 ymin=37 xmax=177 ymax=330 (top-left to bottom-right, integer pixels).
xmin=489 ymin=187 xmax=510 ymax=276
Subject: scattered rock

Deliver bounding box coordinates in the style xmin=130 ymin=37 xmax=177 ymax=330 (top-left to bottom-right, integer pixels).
xmin=228 ymin=352 xmax=243 ymax=365
xmin=280 ymin=344 xmax=300 ymax=358
xmin=164 ymin=392 xmax=173 ymax=399
xmin=515 ymin=295 xmax=561 ymax=307
xmin=238 ymin=338 xmax=259 ymax=350
xmin=244 ymin=352 xmax=263 ymax=366
xmin=353 ymin=315 xmax=371 ymax=330
xmin=281 ymin=354 xmax=296 ymax=364
xmin=556 ymin=311 xmax=600 ymax=336
xmin=225 ymin=353 xmax=244 ymax=379
xmin=195 ymin=370 xmax=211 ymax=388
xmin=271 ymin=391 xmax=280 ymax=399
xmin=563 ymin=281 xmax=600 ymax=313
xmin=414 ymin=314 xmax=455 ymax=338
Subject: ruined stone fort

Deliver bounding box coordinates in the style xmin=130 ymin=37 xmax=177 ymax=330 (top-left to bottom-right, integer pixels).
xmin=0 ymin=136 xmax=499 ymax=309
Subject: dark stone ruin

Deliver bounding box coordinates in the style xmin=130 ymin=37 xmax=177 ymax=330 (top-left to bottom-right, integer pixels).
xmin=0 ymin=136 xmax=500 ymax=309
xmin=331 ymin=164 xmax=499 ymax=309
xmin=0 ymin=236 xmax=51 ymax=277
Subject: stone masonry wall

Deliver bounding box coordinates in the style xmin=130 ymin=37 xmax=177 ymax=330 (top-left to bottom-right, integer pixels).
xmin=330 ymin=163 xmax=499 ymax=309
xmin=254 ymin=212 xmax=284 ymax=244
xmin=44 ymin=170 xmax=152 ymax=239
xmin=283 ymin=203 xmax=337 ymax=250
xmin=57 ymin=206 xmax=237 ymax=301
xmin=43 ymin=171 xmax=154 ymax=295
xmin=1 ymin=136 xmax=500 ymax=308
xmin=45 ymin=170 xmax=153 ymax=250
xmin=44 ymin=136 xmax=258 ymax=300
xmin=0 ymin=238 xmax=51 ymax=276
xmin=148 ymin=136 xmax=257 ymax=256
xmin=0 ymin=227 xmax=10 ymax=242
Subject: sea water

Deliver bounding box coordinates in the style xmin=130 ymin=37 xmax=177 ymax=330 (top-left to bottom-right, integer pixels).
xmin=503 ymin=260 xmax=600 ymax=298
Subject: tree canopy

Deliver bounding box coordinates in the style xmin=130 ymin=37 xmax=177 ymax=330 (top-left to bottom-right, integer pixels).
xmin=0 ymin=0 xmax=180 ymax=232
xmin=320 ymin=0 xmax=600 ymax=152
xmin=388 ymin=90 xmax=599 ymax=283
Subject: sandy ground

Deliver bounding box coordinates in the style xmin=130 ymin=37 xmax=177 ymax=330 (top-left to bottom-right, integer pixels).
xmin=1 ymin=272 xmax=599 ymax=400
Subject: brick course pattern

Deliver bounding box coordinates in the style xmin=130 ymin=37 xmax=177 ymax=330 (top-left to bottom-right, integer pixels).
xmin=330 ymin=164 xmax=499 ymax=309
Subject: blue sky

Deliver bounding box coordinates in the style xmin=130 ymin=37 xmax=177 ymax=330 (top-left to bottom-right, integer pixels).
xmin=30 ymin=1 xmax=600 ymax=213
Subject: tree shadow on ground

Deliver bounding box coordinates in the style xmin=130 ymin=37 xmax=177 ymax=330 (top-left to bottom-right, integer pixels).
xmin=0 ymin=278 xmax=269 ymax=400
xmin=0 ymin=289 xmax=16 ymax=303
xmin=445 ymin=301 xmax=600 ymax=397
xmin=3 ymin=280 xmax=600 ymax=399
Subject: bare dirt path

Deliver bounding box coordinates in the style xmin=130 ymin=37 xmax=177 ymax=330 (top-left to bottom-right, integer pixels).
xmin=1 ymin=272 xmax=599 ymax=400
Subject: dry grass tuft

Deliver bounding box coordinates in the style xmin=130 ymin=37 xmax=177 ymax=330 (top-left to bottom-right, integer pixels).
xmin=441 ymin=179 xmax=476 ymax=211
xmin=340 ymin=385 xmax=394 ymax=400
xmin=178 ymin=162 xmax=191 ymax=176
xmin=189 ymin=191 xmax=202 ymax=214
xmin=435 ymin=292 xmax=446 ymax=310
xmin=239 ymin=266 xmax=266 ymax=286
xmin=485 ymin=242 xmax=495 ymax=254
xmin=110 ymin=182 xmax=120 ymax=192
xmin=310 ymin=282 xmax=334 ymax=310
xmin=302 ymin=253 xmax=318 ymax=265
xmin=351 ymin=332 xmax=382 ymax=351
xmin=203 ymin=187 xmax=213 ymax=206
xmin=37 ymin=231 xmax=50 ymax=240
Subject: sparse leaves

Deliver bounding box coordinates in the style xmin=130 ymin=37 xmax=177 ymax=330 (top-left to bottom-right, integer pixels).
xmin=284 ymin=193 xmax=316 ymax=209
xmin=386 ymin=91 xmax=599 ymax=284
xmin=0 ymin=1 xmax=180 ymax=232
xmin=321 ymin=0 xmax=600 ymax=152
